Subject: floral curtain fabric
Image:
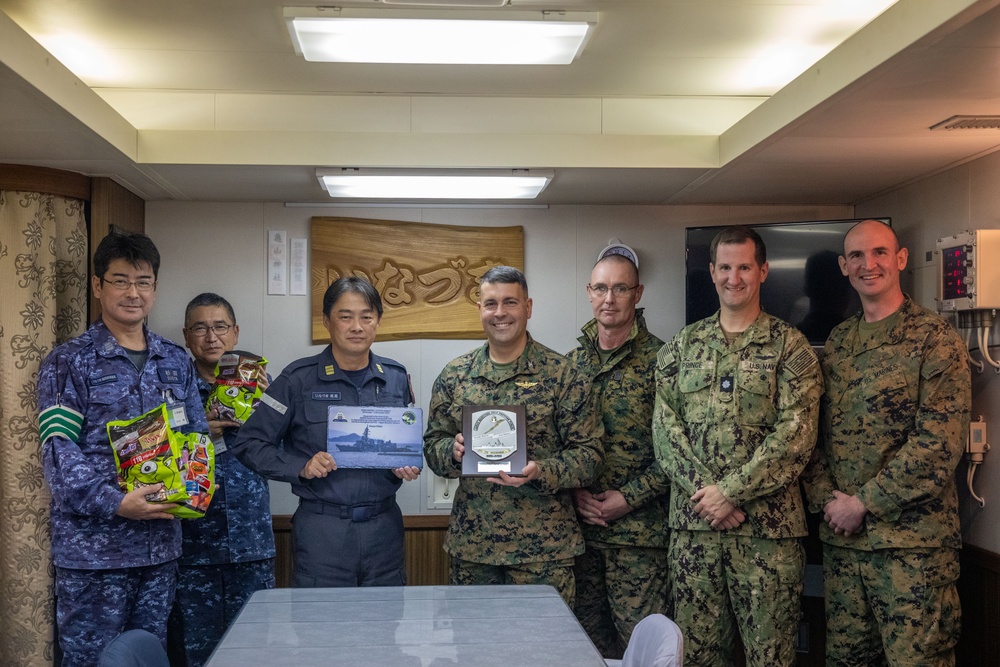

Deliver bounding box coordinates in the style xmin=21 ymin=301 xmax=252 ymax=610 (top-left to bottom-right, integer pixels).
xmin=0 ymin=190 xmax=88 ymax=666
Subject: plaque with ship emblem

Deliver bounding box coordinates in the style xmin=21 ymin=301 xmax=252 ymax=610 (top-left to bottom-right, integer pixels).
xmin=461 ymin=405 xmax=527 ymax=477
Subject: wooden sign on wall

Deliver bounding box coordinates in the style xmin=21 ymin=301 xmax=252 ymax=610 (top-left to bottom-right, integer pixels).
xmin=310 ymin=217 xmax=524 ymax=342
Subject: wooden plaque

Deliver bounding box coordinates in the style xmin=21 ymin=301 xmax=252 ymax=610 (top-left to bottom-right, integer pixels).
xmin=461 ymin=405 xmax=527 ymax=477
xmin=310 ymin=217 xmax=524 ymax=342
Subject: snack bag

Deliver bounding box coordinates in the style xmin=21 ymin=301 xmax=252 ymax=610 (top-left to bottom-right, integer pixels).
xmin=207 ymin=350 xmax=268 ymax=424
xmin=172 ymin=431 xmax=216 ymax=518
xmin=107 ymin=404 xmax=189 ymax=504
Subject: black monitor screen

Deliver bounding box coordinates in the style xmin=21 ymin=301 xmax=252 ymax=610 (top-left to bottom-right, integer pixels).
xmin=685 ymin=218 xmax=889 ymax=346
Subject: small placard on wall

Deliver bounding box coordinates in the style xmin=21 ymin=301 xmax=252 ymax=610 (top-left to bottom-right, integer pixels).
xmin=290 ymin=237 xmax=308 ymax=296
xmin=268 ymin=230 xmax=287 ymax=295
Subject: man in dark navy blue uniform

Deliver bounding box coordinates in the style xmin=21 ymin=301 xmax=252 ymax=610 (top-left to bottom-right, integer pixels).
xmin=233 ymin=277 xmax=420 ymax=587
xmin=168 ymin=293 xmax=275 ymax=666
xmin=38 ymin=233 xmax=208 ymax=667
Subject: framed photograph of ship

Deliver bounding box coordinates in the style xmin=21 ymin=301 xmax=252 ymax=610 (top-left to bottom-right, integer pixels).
xmin=326 ymin=406 xmax=424 ymax=470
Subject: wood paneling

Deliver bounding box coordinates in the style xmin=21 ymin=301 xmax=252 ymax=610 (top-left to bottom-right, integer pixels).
xmin=272 ymin=515 xmax=294 ymax=589
xmin=272 ymin=514 xmax=450 ymax=588
xmin=90 ymin=177 xmax=144 ymax=239
xmin=0 ymin=164 xmax=90 ymax=201
xmin=403 ymin=515 xmax=450 ymax=586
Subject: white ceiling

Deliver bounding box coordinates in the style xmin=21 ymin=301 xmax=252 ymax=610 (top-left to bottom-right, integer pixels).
xmin=2 ymin=0 xmax=1000 ymax=206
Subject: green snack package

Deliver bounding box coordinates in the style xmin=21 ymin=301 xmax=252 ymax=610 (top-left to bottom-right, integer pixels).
xmin=107 ymin=404 xmax=189 ymax=505
xmin=207 ymin=350 xmax=268 ymax=425
xmin=171 ymin=431 xmax=216 ymax=518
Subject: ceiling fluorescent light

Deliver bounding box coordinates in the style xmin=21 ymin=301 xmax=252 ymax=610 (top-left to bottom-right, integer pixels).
xmin=317 ymin=169 xmax=553 ymax=199
xmin=285 ymin=8 xmax=597 ymax=64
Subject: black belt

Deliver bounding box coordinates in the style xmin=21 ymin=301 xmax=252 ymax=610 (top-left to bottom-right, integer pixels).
xmin=298 ymin=496 xmax=395 ymax=523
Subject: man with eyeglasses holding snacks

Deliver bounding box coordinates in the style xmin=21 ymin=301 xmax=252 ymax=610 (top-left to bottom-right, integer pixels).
xmin=566 ymin=249 xmax=670 ymax=659
xmin=167 ymin=293 xmax=275 ymax=667
xmin=38 ymin=232 xmax=208 ymax=666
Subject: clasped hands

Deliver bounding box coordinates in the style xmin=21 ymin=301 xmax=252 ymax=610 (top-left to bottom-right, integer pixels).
xmin=822 ymin=490 xmax=867 ymax=537
xmin=573 ymin=488 xmax=631 ymax=527
xmin=691 ymin=485 xmax=746 ymax=530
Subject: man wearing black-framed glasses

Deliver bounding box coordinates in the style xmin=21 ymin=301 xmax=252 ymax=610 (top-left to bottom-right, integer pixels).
xmin=168 ymin=293 xmax=275 ymax=667
xmin=568 ymin=250 xmax=670 ymax=659
xmin=37 ymin=232 xmax=208 ymax=666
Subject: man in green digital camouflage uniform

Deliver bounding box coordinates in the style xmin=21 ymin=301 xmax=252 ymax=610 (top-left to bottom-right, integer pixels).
xmin=802 ymin=219 xmax=970 ymax=667
xmin=567 ymin=252 xmax=670 ymax=659
xmin=423 ymin=266 xmax=603 ymax=606
xmin=653 ymin=226 xmax=823 ymax=667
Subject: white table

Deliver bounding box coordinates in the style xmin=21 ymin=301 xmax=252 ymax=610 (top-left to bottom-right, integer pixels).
xmin=205 ymin=584 xmax=607 ymax=666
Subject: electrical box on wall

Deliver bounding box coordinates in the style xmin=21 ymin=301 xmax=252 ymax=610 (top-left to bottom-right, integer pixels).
xmin=937 ymin=230 xmax=1000 ymax=311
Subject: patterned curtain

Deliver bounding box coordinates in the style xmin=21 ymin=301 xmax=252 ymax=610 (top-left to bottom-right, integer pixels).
xmin=0 ymin=190 xmax=88 ymax=666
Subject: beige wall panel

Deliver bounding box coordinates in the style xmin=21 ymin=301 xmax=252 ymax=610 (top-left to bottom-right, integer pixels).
xmin=602 ymin=97 xmax=766 ymax=136
xmin=216 ymin=94 xmax=413 ymax=132
xmin=411 ymin=97 xmax=601 ymax=134
xmin=95 ymin=90 xmax=216 ymax=130
xmin=137 ymin=130 xmax=721 ymax=168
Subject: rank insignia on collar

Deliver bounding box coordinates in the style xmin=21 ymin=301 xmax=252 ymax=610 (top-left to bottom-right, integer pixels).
xmin=325 ymin=365 xmax=335 ymax=376
xmin=376 ymin=363 xmax=384 ymax=374
xmin=515 ymin=381 xmax=538 ymax=388
xmin=720 ymin=375 xmax=734 ymax=393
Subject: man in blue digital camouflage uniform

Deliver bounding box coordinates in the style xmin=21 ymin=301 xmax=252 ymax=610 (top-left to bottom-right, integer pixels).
xmin=802 ymin=220 xmax=970 ymax=666
xmin=167 ymin=292 xmax=275 ymax=667
xmin=653 ymin=226 xmax=823 ymax=667
xmin=423 ymin=266 xmax=604 ymax=606
xmin=38 ymin=233 xmax=208 ymax=667
xmin=568 ymin=252 xmax=670 ymax=659
xmin=233 ymin=277 xmax=420 ymax=587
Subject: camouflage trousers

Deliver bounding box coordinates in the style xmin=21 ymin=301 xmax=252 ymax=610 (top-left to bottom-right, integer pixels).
xmin=54 ymin=561 xmax=177 ymax=667
xmin=573 ymin=542 xmax=669 ymax=659
xmin=167 ymin=558 xmax=276 ymax=667
xmin=823 ymin=544 xmax=960 ymax=667
xmin=450 ymin=556 xmax=576 ymax=607
xmin=669 ymin=530 xmax=804 ymax=667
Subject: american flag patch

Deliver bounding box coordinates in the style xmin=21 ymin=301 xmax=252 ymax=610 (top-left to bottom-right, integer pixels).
xmin=785 ymin=348 xmax=816 ymax=377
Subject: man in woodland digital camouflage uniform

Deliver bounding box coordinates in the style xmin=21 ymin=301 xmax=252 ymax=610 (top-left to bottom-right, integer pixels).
xmin=653 ymin=226 xmax=823 ymax=667
xmin=567 ymin=251 xmax=669 ymax=659
xmin=423 ymin=266 xmax=603 ymax=606
xmin=802 ymin=219 xmax=970 ymax=666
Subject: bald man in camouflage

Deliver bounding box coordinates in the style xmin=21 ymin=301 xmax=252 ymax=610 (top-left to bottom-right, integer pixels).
xmin=802 ymin=219 xmax=971 ymax=666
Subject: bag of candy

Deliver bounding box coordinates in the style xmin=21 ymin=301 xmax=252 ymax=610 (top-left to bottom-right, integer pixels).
xmin=107 ymin=404 xmax=189 ymax=505
xmin=207 ymin=350 xmax=268 ymax=424
xmin=173 ymin=431 xmax=216 ymax=518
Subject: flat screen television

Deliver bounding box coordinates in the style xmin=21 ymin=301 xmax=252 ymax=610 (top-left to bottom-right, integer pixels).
xmin=685 ymin=218 xmax=890 ymax=346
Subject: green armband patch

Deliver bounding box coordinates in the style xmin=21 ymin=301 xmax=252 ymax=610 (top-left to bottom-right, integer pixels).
xmin=39 ymin=405 xmax=84 ymax=445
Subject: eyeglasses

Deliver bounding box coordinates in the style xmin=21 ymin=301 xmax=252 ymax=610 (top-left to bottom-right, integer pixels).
xmin=587 ymin=283 xmax=639 ymax=298
xmin=100 ymin=277 xmax=156 ymax=292
xmin=186 ymin=323 xmax=233 ymax=337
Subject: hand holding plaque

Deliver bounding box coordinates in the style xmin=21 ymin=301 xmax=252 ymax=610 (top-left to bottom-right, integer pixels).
xmin=461 ymin=405 xmax=527 ymax=477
